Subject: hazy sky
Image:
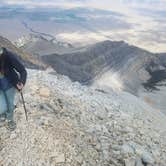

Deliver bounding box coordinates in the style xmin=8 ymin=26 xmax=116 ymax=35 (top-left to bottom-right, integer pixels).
xmin=1 ymin=0 xmax=166 ymax=11
xmin=1 ymin=0 xmax=166 ymax=20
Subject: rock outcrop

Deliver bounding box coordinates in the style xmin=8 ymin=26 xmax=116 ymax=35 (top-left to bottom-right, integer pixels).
xmin=0 ymin=69 xmax=165 ymax=166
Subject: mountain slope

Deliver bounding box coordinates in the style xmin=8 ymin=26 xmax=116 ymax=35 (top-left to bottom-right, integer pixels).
xmin=41 ymin=40 xmax=166 ymax=113
xmin=41 ymin=40 xmax=166 ymax=93
xmin=0 ymin=68 xmax=165 ymax=165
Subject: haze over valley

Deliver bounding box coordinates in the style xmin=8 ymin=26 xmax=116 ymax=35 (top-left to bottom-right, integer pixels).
xmin=0 ymin=0 xmax=166 ymax=52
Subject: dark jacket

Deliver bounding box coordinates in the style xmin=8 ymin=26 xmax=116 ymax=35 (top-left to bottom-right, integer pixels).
xmin=2 ymin=48 xmax=27 ymax=89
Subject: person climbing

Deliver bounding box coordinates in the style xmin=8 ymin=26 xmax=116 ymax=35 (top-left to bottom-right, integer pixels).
xmin=0 ymin=47 xmax=27 ymax=131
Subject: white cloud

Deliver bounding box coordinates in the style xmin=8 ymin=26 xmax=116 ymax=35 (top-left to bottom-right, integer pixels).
xmin=2 ymin=0 xmax=165 ymax=19
xmin=1 ymin=0 xmax=84 ymax=8
xmin=1 ymin=0 xmax=166 ymax=11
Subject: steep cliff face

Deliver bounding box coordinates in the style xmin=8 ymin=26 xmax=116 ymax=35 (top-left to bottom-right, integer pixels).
xmin=41 ymin=40 xmax=166 ymax=93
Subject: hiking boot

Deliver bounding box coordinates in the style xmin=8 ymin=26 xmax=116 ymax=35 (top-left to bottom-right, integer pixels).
xmin=6 ymin=120 xmax=16 ymax=131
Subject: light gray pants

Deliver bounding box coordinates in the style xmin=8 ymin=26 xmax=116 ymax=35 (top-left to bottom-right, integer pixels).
xmin=0 ymin=87 xmax=16 ymax=121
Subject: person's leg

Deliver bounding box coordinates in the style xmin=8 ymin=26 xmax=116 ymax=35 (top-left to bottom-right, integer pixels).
xmin=0 ymin=90 xmax=7 ymax=114
xmin=0 ymin=90 xmax=7 ymax=123
xmin=5 ymin=87 xmax=16 ymax=121
xmin=3 ymin=87 xmax=17 ymax=130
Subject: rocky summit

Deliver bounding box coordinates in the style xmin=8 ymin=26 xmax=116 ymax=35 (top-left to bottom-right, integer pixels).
xmin=0 ymin=68 xmax=165 ymax=166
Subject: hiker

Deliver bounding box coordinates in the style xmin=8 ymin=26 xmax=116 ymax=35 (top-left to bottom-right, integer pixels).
xmin=0 ymin=47 xmax=27 ymax=130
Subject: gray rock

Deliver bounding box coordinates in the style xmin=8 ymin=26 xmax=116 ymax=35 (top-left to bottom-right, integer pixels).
xmin=133 ymin=145 xmax=145 ymax=156
xmin=135 ymin=157 xmax=144 ymax=166
xmin=111 ymin=145 xmax=121 ymax=151
xmin=76 ymin=155 xmax=84 ymax=164
xmin=124 ymin=158 xmax=136 ymax=166
xmin=142 ymin=151 xmax=155 ymax=165
xmin=121 ymin=144 xmax=135 ymax=156
xmin=39 ymin=103 xmax=59 ymax=114
xmin=10 ymin=133 xmax=17 ymax=139
xmin=55 ymin=153 xmax=65 ymax=163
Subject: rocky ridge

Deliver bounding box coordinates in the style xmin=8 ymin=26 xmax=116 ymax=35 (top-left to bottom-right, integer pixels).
xmin=0 ymin=35 xmax=45 ymax=69
xmin=41 ymin=40 xmax=166 ymax=92
xmin=0 ymin=68 xmax=165 ymax=166
xmin=15 ymin=34 xmax=74 ymax=56
xmin=40 ymin=40 xmax=166 ymax=113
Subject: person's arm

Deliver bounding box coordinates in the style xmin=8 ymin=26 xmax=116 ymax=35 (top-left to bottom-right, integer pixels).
xmin=6 ymin=50 xmax=27 ymax=88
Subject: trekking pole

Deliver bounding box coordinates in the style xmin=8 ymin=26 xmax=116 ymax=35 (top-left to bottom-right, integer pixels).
xmin=20 ymin=91 xmax=28 ymax=121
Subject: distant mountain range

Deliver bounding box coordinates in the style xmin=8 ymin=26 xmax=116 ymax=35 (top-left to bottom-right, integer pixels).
xmin=15 ymin=34 xmax=74 ymax=56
